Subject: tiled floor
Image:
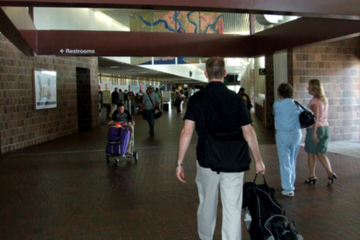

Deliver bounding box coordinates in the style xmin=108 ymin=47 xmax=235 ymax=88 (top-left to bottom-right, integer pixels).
xmin=1 ymin=104 xmax=359 ymax=240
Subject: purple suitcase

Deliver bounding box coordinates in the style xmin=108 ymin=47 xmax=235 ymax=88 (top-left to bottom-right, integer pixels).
xmin=106 ymin=127 xmax=130 ymax=155
xmin=108 ymin=127 xmax=122 ymax=142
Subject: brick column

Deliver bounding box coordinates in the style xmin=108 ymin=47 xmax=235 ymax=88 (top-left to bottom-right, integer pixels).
xmin=265 ymin=53 xmax=275 ymax=129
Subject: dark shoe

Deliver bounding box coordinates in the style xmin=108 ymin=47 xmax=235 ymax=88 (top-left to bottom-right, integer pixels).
xmin=305 ymin=176 xmax=317 ymax=185
xmin=327 ymin=173 xmax=337 ymax=187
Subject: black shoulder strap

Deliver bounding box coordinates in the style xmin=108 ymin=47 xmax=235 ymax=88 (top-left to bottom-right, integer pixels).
xmin=294 ymin=101 xmax=305 ymax=110
xmin=147 ymin=92 xmax=154 ymax=105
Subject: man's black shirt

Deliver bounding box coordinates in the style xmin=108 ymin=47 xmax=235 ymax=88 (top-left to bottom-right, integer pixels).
xmin=184 ymin=82 xmax=252 ymax=171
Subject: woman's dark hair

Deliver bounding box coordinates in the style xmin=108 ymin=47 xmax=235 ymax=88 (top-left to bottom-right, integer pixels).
xmin=277 ymin=83 xmax=293 ymax=98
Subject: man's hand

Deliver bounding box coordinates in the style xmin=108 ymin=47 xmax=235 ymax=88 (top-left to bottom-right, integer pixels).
xmin=255 ymin=161 xmax=266 ymax=175
xmin=175 ymin=166 xmax=186 ymax=183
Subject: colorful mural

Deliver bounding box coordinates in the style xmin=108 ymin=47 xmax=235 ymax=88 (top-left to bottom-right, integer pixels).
xmin=176 ymin=11 xmax=199 ymax=33
xmin=154 ymin=57 xmax=176 ymax=65
xmin=129 ymin=12 xmax=152 ymax=32
xmin=153 ymin=11 xmax=176 ymax=32
xmin=129 ymin=11 xmax=223 ymax=65
xmin=131 ymin=57 xmax=152 ymax=65
xmin=200 ymin=12 xmax=224 ymax=34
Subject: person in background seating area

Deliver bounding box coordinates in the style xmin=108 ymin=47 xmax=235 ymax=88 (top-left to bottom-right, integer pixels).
xmin=238 ymin=87 xmax=252 ymax=111
xmin=109 ymin=87 xmax=121 ymax=117
xmin=175 ymin=90 xmax=186 ymax=113
xmin=128 ymin=89 xmax=135 ymax=96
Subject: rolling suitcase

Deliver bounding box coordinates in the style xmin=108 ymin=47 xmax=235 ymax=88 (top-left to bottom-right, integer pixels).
xmin=242 ymin=174 xmax=303 ymax=240
xmin=106 ymin=127 xmax=130 ymax=155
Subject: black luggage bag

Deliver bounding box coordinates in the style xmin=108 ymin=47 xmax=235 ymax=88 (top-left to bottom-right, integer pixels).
xmin=242 ymin=175 xmax=303 ymax=240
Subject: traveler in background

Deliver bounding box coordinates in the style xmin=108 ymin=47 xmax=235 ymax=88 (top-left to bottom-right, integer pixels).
xmin=156 ymin=87 xmax=162 ymax=109
xmin=238 ymin=87 xmax=252 ymax=111
xmin=175 ymin=90 xmax=186 ymax=113
xmin=142 ymin=85 xmax=160 ymax=135
xmin=305 ymin=79 xmax=337 ymax=186
xmin=273 ymin=83 xmax=302 ymax=197
xmin=175 ymin=57 xmax=266 ymax=240
xmin=128 ymin=89 xmax=135 ymax=96
xmin=110 ymin=87 xmax=121 ymax=117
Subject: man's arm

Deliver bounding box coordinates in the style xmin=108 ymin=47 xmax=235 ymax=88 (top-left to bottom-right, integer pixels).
xmin=241 ymin=124 xmax=266 ymax=174
xmin=175 ymin=120 xmax=195 ymax=183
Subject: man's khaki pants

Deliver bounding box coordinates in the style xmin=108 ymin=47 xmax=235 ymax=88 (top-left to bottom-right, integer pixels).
xmin=195 ymin=162 xmax=244 ymax=240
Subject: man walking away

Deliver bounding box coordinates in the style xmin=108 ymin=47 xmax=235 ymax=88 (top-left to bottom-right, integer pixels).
xmin=175 ymin=57 xmax=266 ymax=240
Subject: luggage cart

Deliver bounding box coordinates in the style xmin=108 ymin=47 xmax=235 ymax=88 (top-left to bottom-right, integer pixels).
xmin=106 ymin=123 xmax=138 ymax=165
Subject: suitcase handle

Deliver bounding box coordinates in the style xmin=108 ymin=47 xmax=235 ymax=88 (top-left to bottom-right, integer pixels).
xmin=253 ymin=174 xmax=267 ymax=186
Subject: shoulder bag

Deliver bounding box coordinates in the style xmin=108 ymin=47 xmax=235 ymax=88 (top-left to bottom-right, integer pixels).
xmin=294 ymin=101 xmax=316 ymax=128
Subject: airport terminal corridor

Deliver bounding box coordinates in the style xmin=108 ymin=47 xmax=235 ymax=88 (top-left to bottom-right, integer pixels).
xmin=0 ymin=104 xmax=359 ymax=240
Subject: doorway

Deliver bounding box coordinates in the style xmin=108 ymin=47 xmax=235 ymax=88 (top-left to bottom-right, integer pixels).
xmin=76 ymin=67 xmax=92 ymax=132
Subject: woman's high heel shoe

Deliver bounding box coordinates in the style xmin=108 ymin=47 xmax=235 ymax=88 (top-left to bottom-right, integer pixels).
xmin=327 ymin=173 xmax=337 ymax=187
xmin=305 ymin=176 xmax=317 ymax=185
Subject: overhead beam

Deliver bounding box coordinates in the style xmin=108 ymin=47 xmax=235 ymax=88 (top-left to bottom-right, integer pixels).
xmin=0 ymin=7 xmax=36 ymax=56
xmin=35 ymin=17 xmax=360 ymax=58
xmin=36 ymin=31 xmax=253 ymax=57
xmin=0 ymin=0 xmax=360 ymax=17
xmin=251 ymin=17 xmax=360 ymax=56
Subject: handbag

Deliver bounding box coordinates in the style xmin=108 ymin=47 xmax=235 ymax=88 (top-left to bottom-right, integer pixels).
xmin=294 ymin=101 xmax=316 ymax=128
xmin=147 ymin=92 xmax=162 ymax=119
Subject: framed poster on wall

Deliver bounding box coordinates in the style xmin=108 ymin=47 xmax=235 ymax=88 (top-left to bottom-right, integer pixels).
xmin=33 ymin=69 xmax=57 ymax=110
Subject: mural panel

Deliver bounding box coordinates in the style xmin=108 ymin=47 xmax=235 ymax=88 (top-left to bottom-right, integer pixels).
xmin=200 ymin=12 xmax=224 ymax=34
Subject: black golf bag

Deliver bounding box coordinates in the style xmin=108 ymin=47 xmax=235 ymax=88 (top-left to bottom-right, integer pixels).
xmin=242 ymin=175 xmax=303 ymax=240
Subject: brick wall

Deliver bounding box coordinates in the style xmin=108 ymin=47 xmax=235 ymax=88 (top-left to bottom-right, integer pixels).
xmin=291 ymin=38 xmax=360 ymax=141
xmin=0 ymin=34 xmax=100 ymax=154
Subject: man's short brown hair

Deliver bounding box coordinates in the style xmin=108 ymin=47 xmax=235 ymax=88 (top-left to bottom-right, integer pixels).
xmin=206 ymin=57 xmax=225 ymax=80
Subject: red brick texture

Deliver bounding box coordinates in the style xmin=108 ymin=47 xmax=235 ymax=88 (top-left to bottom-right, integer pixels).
xmin=0 ymin=34 xmax=100 ymax=154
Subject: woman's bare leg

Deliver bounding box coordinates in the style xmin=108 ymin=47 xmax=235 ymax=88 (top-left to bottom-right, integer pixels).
xmin=316 ymin=153 xmax=333 ymax=177
xmin=308 ymin=153 xmax=317 ymax=177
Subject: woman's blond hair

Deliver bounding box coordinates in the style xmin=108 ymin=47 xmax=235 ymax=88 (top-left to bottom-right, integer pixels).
xmin=309 ymin=79 xmax=328 ymax=104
